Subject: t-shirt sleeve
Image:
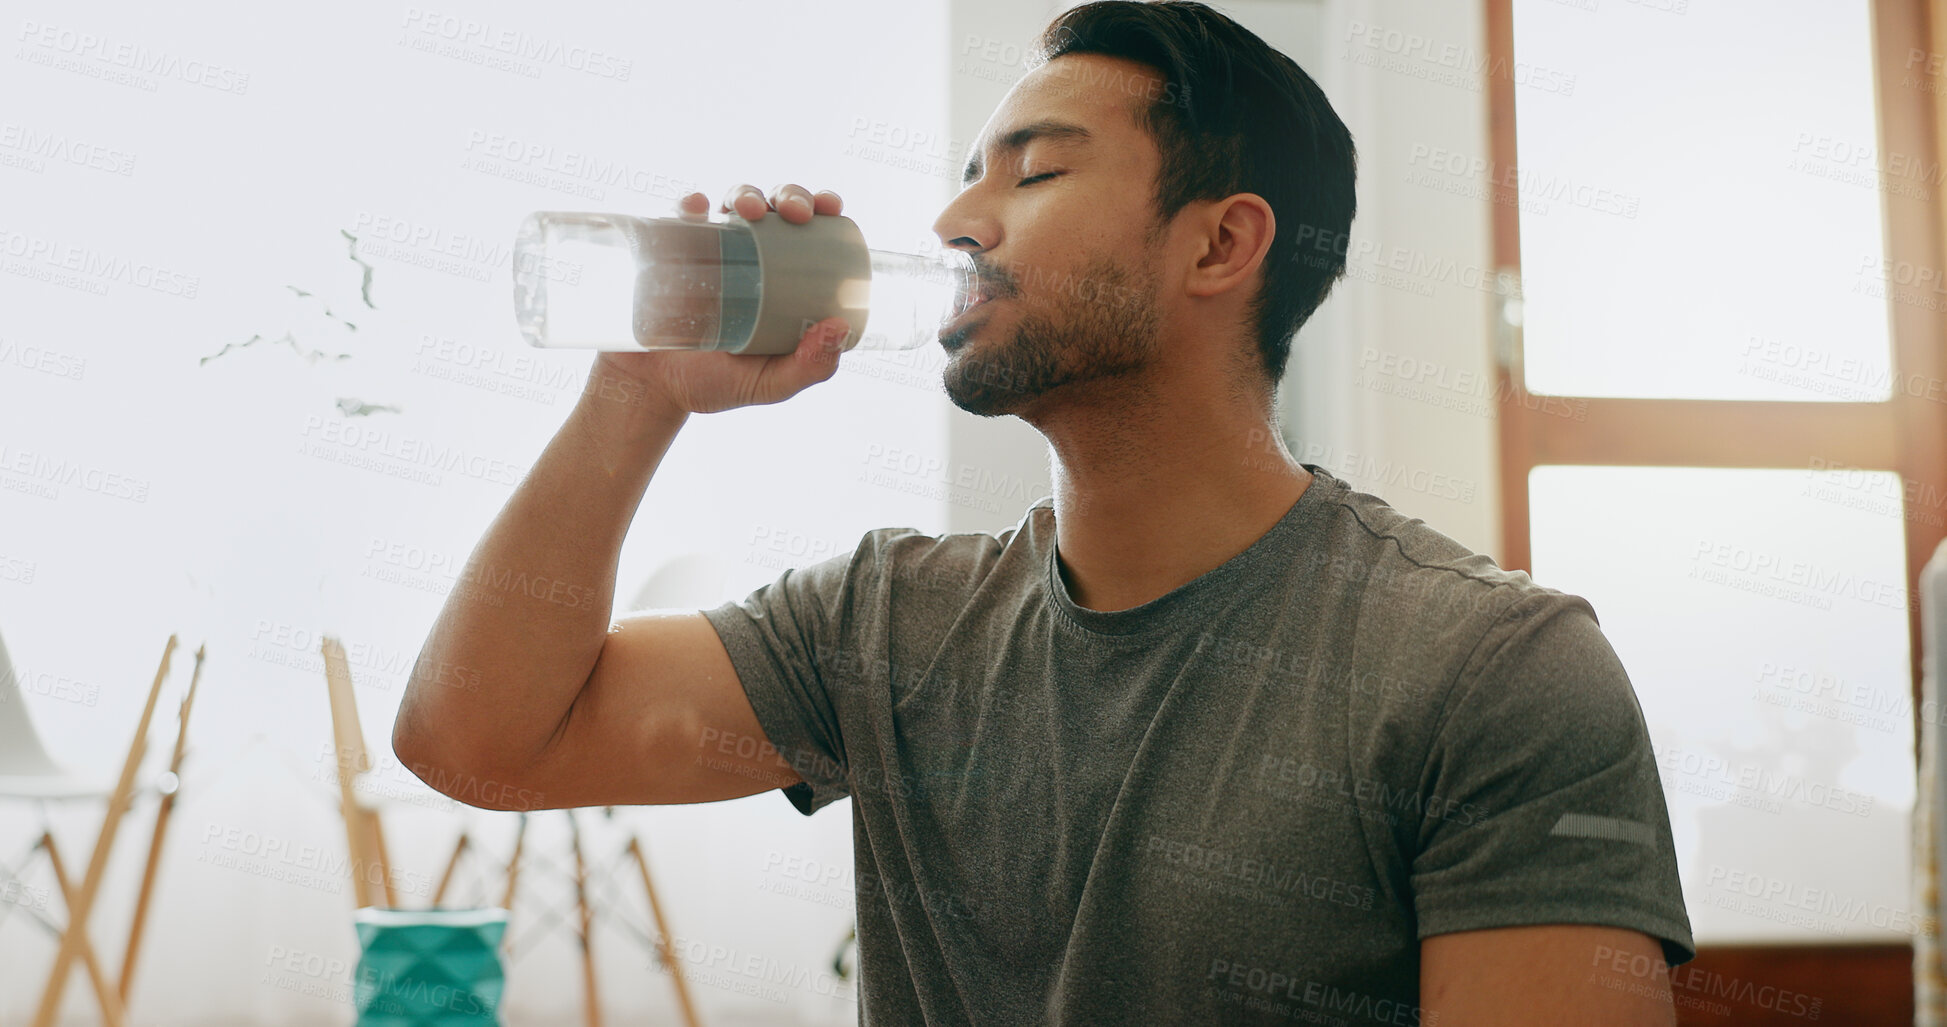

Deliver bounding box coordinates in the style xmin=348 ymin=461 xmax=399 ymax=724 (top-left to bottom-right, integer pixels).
xmin=1409 ymin=590 xmax=1697 ymax=967
xmin=699 ymin=537 xmax=874 ymax=817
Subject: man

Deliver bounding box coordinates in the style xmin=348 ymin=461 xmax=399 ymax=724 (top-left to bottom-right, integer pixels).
xmin=393 ymin=2 xmax=1694 ymax=1023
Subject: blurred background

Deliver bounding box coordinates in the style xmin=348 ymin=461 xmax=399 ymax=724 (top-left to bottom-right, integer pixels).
xmin=1 ymin=0 xmax=1941 ymax=1023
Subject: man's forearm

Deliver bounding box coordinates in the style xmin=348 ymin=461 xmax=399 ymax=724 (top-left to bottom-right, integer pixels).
xmin=394 ymin=364 xmax=689 ymax=777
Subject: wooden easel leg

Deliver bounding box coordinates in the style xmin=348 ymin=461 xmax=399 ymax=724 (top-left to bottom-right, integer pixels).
xmin=432 ymin=833 xmax=470 ymax=907
xmin=500 ymin=815 xmax=526 ymax=958
xmin=37 ymin=833 xmax=127 ymax=1027
xmin=628 ymin=837 xmax=702 ymax=1027
xmin=30 ymin=634 xmax=173 ymax=1027
xmin=569 ymin=811 xmax=602 ymax=1027
xmin=501 ymin=816 xmax=526 ymax=912
xmin=321 ymin=637 xmax=391 ymax=909
xmin=120 ymin=642 xmax=204 ymax=1004
xmin=370 ymin=812 xmax=398 ymax=907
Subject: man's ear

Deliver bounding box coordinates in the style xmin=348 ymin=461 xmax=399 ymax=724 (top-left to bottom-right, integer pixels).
xmin=1184 ymin=193 xmax=1274 ymax=299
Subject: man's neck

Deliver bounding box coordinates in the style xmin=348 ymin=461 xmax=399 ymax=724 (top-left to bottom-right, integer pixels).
xmin=1028 ymin=379 xmax=1313 ymax=614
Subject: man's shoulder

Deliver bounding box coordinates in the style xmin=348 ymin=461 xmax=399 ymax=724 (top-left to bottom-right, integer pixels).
xmin=1305 ymin=470 xmax=1582 ymax=628
xmin=848 ymin=502 xmax=1050 ymax=591
xmin=1291 ymin=472 xmax=1612 ymax=713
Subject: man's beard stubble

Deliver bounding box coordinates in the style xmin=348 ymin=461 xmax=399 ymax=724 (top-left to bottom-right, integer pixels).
xmin=940 ymin=251 xmax=1164 ymax=418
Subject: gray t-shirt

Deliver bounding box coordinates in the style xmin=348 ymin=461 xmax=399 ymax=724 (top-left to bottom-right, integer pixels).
xmin=701 ymin=464 xmax=1694 ymax=1025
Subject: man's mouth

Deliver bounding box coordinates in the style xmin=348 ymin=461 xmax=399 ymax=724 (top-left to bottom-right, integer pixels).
xmin=952 ymin=275 xmax=1007 ymax=322
xmin=954 ymin=283 xmax=987 ymax=318
xmin=949 ymin=289 xmax=998 ymax=329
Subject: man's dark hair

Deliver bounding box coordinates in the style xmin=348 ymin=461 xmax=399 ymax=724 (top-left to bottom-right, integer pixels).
xmin=1033 ymin=0 xmax=1357 ymax=386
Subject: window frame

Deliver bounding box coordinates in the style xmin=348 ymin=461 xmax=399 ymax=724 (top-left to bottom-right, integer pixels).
xmin=1485 ymin=0 xmax=1945 ymax=1021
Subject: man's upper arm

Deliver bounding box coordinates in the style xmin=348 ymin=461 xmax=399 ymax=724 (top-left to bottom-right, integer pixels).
xmin=1410 ymin=591 xmax=1696 ymax=966
xmin=697 ymin=539 xmax=875 ymax=816
xmin=514 ymin=609 xmax=805 ymax=809
xmin=517 ymin=534 xmax=874 ymax=812
xmin=1421 ymin=924 xmax=1677 ymax=1026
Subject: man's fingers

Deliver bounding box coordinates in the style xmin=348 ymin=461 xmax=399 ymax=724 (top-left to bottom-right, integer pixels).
xmin=676 ymin=191 xmax=711 ymax=220
xmin=720 ymin=184 xmax=767 ymax=220
xmin=709 ymin=183 xmax=835 ymax=223
xmin=768 ymin=183 xmax=815 ymax=224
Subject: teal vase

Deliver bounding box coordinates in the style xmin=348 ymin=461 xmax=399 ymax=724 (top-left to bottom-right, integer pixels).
xmin=352 ymin=907 xmax=508 ymax=1026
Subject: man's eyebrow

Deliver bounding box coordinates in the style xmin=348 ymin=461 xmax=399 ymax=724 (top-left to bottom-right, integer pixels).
xmin=960 ymin=119 xmax=1093 ymax=186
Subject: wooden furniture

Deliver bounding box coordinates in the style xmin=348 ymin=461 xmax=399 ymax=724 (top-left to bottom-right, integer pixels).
xmin=318 ymin=634 xmax=702 ymax=1027
xmin=18 ymin=635 xmax=202 ymax=1027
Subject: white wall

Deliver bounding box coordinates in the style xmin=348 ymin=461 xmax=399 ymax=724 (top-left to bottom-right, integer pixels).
xmin=0 ymin=1 xmax=954 ymax=1023
xmin=1274 ymin=0 xmax=1500 ymax=557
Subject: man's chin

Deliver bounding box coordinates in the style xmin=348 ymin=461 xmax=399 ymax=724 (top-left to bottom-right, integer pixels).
xmin=942 ymin=345 xmax=1033 ymax=417
xmin=942 ymin=372 xmax=1018 ymax=418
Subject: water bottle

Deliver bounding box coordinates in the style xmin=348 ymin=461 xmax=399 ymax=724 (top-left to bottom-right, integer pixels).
xmin=512 ymin=210 xmax=974 ymax=355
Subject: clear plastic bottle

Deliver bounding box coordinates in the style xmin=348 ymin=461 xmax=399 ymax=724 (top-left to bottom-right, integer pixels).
xmin=512 ymin=210 xmax=973 ymax=355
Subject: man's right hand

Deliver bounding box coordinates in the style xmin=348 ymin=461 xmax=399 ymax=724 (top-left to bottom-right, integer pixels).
xmin=594 ymin=183 xmax=853 ymax=415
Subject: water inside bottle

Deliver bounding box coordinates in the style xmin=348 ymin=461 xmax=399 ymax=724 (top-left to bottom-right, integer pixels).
xmin=633 ymin=218 xmax=760 ymax=350
xmin=514 ymin=213 xmax=762 ymax=350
